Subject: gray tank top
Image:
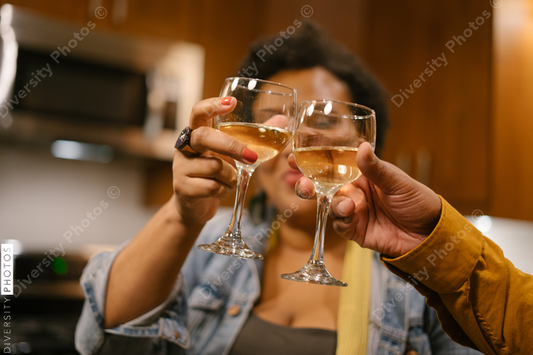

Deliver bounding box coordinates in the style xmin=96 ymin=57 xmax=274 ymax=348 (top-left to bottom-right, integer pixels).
xmin=228 ymin=312 xmax=337 ymax=355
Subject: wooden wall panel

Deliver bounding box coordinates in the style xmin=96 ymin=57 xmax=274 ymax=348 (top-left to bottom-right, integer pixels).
xmin=254 ymin=0 xmax=372 ymax=62
xmin=199 ymin=0 xmax=262 ymax=98
xmin=493 ymin=0 xmax=533 ymax=220
xmin=367 ymin=1 xmax=493 ymax=215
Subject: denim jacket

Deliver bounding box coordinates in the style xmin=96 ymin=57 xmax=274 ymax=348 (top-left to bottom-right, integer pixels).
xmin=75 ymin=208 xmax=481 ymax=355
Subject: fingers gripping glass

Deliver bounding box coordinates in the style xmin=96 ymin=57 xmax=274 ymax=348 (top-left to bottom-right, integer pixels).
xmin=281 ymin=100 xmax=376 ymax=286
xmin=197 ymin=78 xmax=298 ymax=260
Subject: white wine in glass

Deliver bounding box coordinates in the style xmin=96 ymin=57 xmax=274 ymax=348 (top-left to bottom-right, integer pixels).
xmin=281 ymin=100 xmax=376 ymax=286
xmin=216 ymin=122 xmax=292 ymax=164
xmin=293 ymin=147 xmax=361 ymax=187
xmin=197 ymin=77 xmax=297 ymax=260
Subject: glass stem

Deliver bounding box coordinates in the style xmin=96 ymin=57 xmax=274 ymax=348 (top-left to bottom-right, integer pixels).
xmin=227 ymin=165 xmax=254 ymax=235
xmin=309 ymin=192 xmax=333 ymax=263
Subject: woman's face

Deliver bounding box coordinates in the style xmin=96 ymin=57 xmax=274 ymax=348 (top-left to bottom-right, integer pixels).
xmin=255 ymin=67 xmax=352 ymax=224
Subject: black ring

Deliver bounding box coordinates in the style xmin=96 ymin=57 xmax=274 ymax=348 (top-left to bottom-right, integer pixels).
xmin=175 ymin=126 xmax=198 ymax=154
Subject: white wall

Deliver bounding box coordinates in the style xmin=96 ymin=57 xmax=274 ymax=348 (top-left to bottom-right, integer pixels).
xmin=468 ymin=215 xmax=533 ymax=275
xmin=0 ymin=146 xmax=159 ymax=255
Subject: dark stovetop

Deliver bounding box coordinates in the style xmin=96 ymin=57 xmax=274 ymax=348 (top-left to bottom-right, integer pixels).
xmin=2 ymin=253 xmax=89 ymax=354
xmin=3 ymin=296 xmax=85 ymax=355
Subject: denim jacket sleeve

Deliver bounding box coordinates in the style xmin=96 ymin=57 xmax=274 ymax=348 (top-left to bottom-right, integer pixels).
xmin=74 ymin=241 xmax=189 ymax=355
xmin=75 ymin=208 xmax=237 ymax=355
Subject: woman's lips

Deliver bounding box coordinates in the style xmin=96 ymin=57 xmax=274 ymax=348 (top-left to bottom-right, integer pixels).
xmin=283 ymin=170 xmax=304 ymax=187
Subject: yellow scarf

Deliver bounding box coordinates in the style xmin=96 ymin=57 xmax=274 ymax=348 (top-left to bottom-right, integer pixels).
xmin=336 ymin=241 xmax=373 ymax=355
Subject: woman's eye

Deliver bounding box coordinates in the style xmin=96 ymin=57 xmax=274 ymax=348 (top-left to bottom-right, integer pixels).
xmin=316 ymin=121 xmax=334 ymax=129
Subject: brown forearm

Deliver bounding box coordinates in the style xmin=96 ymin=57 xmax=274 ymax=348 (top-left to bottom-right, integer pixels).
xmin=104 ymin=196 xmax=203 ymax=328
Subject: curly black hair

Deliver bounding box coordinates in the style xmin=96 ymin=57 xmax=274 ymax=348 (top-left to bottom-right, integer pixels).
xmin=237 ymin=21 xmax=389 ymax=155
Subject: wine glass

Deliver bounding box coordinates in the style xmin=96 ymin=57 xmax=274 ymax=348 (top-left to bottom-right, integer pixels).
xmin=197 ymin=77 xmax=297 ymax=260
xmin=281 ymin=100 xmax=376 ymax=286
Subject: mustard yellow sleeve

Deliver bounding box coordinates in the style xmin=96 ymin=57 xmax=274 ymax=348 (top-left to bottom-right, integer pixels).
xmin=380 ymin=196 xmax=533 ymax=355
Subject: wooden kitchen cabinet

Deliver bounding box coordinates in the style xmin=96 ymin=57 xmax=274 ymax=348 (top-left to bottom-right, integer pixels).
xmin=250 ymin=0 xmax=493 ymax=215
xmin=365 ymin=1 xmax=493 ymax=215
xmin=365 ymin=0 xmax=533 ymax=220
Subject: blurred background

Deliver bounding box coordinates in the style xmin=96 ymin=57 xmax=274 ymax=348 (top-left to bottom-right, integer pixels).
xmin=0 ymin=0 xmax=532 ymax=353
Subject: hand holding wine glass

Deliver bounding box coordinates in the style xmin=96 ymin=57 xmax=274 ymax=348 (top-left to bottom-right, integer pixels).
xmin=197 ymin=77 xmax=297 ymax=260
xmin=293 ymin=141 xmax=443 ymax=258
xmin=172 ymin=97 xmax=259 ymax=229
xmin=281 ymin=100 xmax=376 ymax=286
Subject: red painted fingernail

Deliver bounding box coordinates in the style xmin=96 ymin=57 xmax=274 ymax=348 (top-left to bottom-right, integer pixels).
xmin=221 ymin=97 xmax=233 ymax=106
xmin=242 ymin=148 xmax=258 ymax=163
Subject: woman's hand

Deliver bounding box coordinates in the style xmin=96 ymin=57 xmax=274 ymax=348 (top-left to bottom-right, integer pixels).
xmin=172 ymin=97 xmax=258 ymax=227
xmin=105 ymin=97 xmax=257 ymax=328
xmin=292 ymin=142 xmax=442 ymax=257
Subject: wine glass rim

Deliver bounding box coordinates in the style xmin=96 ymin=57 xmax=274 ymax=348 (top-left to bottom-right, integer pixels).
xmin=301 ymin=99 xmax=375 ymax=118
xmin=224 ymin=77 xmax=297 ymax=95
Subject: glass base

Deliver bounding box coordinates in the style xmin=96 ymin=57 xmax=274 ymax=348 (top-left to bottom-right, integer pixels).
xmin=280 ymin=260 xmax=347 ymax=287
xmin=197 ymin=230 xmax=263 ymax=260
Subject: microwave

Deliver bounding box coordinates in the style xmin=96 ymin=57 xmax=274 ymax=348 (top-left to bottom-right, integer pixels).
xmin=0 ymin=4 xmax=204 ymax=161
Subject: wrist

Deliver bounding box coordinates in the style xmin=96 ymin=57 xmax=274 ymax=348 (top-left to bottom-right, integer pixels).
xmin=165 ymin=195 xmax=205 ymax=244
xmin=423 ymin=191 xmax=443 ymax=235
xmin=382 ymin=196 xmax=483 ymax=293
xmin=411 ymin=183 xmax=443 ymax=237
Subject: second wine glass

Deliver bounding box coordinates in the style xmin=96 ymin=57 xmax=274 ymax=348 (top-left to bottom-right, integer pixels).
xmin=197 ymin=77 xmax=297 ymax=260
xmin=281 ymin=100 xmax=376 ymax=286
